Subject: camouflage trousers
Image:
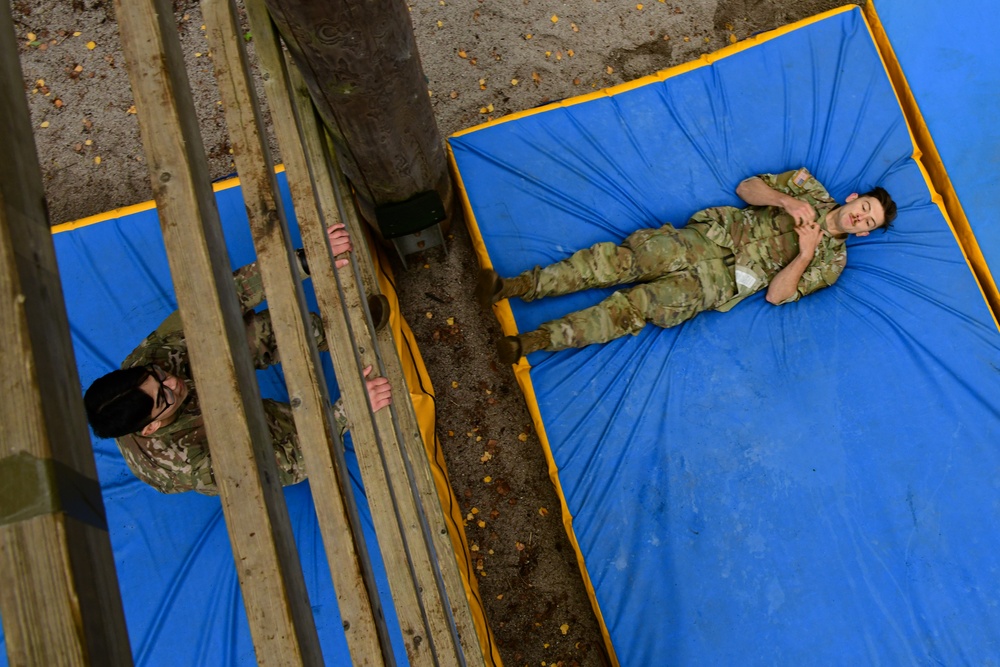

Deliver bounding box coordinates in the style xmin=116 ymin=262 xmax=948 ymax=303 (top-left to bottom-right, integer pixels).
xmin=520 ymin=223 xmax=737 ymax=350
xmin=245 ymin=308 xmax=348 ymax=487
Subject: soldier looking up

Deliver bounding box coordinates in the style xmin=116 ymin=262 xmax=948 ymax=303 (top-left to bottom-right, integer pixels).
xmin=84 ymin=223 xmax=393 ymax=495
xmin=478 ymin=168 xmax=897 ymax=363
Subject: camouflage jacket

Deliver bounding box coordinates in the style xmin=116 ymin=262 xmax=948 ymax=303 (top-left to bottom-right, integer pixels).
xmin=115 ymin=262 xmax=348 ymax=495
xmin=687 ymin=168 xmax=846 ymax=312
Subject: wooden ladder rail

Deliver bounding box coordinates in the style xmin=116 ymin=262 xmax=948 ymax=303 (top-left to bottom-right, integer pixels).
xmin=202 ymin=0 xmax=392 ymax=663
xmin=243 ymin=1 xmax=488 ymax=663
xmin=0 ymin=5 xmax=132 ymax=665
xmin=112 ymin=0 xmax=324 ymax=662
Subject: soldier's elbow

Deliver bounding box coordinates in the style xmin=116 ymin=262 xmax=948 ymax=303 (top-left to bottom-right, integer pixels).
xmin=765 ymin=288 xmax=787 ymax=305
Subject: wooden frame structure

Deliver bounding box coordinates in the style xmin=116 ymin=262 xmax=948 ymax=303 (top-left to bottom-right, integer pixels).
xmin=0 ymin=0 xmax=486 ymax=664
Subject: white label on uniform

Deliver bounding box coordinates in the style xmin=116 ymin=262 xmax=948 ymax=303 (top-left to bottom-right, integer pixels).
xmin=735 ymin=267 xmax=759 ymax=290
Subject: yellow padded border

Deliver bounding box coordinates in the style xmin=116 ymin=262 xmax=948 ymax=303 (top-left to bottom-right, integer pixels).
xmin=50 ymin=166 xmax=279 ymax=235
xmin=452 ymin=3 xmax=1000 ymax=664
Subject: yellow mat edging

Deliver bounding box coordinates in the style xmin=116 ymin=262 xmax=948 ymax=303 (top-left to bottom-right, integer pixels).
xmin=50 ymin=165 xmax=285 ymax=236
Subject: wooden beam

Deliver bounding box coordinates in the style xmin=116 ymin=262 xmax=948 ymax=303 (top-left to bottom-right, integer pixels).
xmin=261 ymin=0 xmax=452 ymax=228
xmin=0 ymin=4 xmax=131 ymax=665
xmin=241 ymin=1 xmax=458 ymax=663
xmin=288 ymin=40 xmax=489 ymax=667
xmin=200 ymin=0 xmax=387 ymax=663
xmin=321 ymin=131 xmax=490 ymax=667
xmin=111 ymin=0 xmax=322 ymax=663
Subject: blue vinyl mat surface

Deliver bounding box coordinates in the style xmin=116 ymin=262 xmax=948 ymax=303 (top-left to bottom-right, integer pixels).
xmin=0 ymin=173 xmax=408 ymax=666
xmin=452 ymin=6 xmax=1000 ymax=665
xmin=875 ymin=0 xmax=1000 ymax=274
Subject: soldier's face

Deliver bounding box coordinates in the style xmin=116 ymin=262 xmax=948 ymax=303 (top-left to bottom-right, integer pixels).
xmin=829 ymin=194 xmax=886 ymax=237
xmin=138 ymin=365 xmax=188 ymax=433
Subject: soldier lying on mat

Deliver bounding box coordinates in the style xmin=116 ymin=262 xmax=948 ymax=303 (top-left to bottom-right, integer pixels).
xmin=83 ymin=223 xmax=393 ymax=495
xmin=478 ymin=168 xmax=897 ymax=363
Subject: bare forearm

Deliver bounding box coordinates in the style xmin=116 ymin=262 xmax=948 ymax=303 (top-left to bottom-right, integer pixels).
xmin=737 ymin=177 xmax=796 ymax=208
xmin=738 ymin=175 xmax=818 ymax=227
xmin=766 ymin=252 xmax=811 ymax=304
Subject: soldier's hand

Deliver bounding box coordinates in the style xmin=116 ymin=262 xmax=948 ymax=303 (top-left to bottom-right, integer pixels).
xmin=327 ymin=223 xmax=352 ymax=268
xmin=783 ymin=198 xmax=817 ymax=226
xmin=363 ymin=364 xmax=393 ymax=412
xmin=794 ymin=220 xmax=824 ymax=258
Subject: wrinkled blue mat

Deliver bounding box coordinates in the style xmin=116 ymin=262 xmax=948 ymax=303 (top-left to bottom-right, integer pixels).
xmin=451 ymin=6 xmax=1000 ymax=665
xmin=0 ymin=172 xmax=408 ymax=666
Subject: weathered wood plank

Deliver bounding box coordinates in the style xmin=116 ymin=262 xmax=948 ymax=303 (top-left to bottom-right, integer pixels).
xmin=290 ymin=48 xmax=489 ymax=667
xmin=0 ymin=4 xmax=131 ymax=664
xmin=111 ymin=0 xmax=322 ymax=663
xmin=240 ymin=1 xmax=444 ymax=663
xmin=322 ymin=134 xmax=490 ymax=667
xmin=200 ymin=0 xmax=386 ymax=663
xmin=262 ymin=0 xmax=452 ymax=228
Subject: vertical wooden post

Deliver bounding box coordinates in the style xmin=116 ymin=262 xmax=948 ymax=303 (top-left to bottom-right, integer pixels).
xmin=0 ymin=5 xmax=132 ymax=666
xmin=201 ymin=0 xmax=388 ymax=662
xmin=112 ymin=0 xmax=323 ymax=663
xmin=319 ymin=128 xmax=491 ymax=667
xmin=262 ymin=0 xmax=452 ymax=230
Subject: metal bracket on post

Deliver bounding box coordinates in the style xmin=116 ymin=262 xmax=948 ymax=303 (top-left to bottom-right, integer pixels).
xmin=374 ymin=190 xmax=448 ymax=268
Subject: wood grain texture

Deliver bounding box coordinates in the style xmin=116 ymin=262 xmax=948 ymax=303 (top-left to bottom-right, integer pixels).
xmin=0 ymin=4 xmax=131 ymax=663
xmin=112 ymin=0 xmax=322 ymax=663
xmin=241 ymin=2 xmax=437 ymax=662
xmin=324 ymin=136 xmax=490 ymax=667
xmin=263 ymin=0 xmax=452 ymax=226
xmin=201 ymin=0 xmax=386 ymax=662
xmin=289 ymin=45 xmax=488 ymax=667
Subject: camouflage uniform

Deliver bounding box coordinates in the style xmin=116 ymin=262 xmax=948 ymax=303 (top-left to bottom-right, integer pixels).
xmin=115 ymin=262 xmax=348 ymax=495
xmin=520 ymin=169 xmax=845 ymax=350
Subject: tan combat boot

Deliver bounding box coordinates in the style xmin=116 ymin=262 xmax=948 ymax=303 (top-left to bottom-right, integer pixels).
xmin=476 ymin=269 xmax=531 ymax=309
xmin=496 ymin=329 xmax=550 ymax=365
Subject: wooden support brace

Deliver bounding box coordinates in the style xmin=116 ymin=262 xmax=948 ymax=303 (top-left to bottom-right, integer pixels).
xmin=200 ymin=0 xmax=387 ymax=662
xmin=112 ymin=0 xmax=322 ymax=663
xmin=0 ymin=5 xmax=131 ymax=665
xmin=321 ymin=131 xmax=490 ymax=667
xmin=239 ymin=2 xmax=435 ymax=662
xmin=284 ymin=31 xmax=489 ymax=667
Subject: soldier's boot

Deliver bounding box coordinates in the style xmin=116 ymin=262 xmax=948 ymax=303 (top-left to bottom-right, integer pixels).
xmin=497 ymin=329 xmax=551 ymax=365
xmin=367 ymin=294 xmax=390 ymax=332
xmin=476 ymin=269 xmax=531 ymax=309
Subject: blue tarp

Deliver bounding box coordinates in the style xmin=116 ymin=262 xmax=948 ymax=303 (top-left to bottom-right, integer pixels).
xmin=0 ymin=173 xmax=408 ymax=666
xmin=452 ymin=6 xmax=1000 ymax=665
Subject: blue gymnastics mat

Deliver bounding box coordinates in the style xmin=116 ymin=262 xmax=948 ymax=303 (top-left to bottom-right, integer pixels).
xmin=873 ymin=0 xmax=1000 ymax=301
xmin=451 ymin=5 xmax=1000 ymax=666
xmin=0 ymin=172 xmax=409 ymax=666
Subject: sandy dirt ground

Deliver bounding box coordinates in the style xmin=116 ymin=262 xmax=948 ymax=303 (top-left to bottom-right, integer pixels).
xmin=12 ymin=0 xmax=849 ymax=665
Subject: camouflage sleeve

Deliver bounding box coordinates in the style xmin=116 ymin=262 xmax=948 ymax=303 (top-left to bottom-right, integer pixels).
xmin=232 ymin=262 xmax=267 ymax=313
xmin=755 ymin=168 xmax=834 ymax=206
xmin=332 ymin=397 xmax=349 ymax=438
xmin=115 ymin=431 xmax=218 ymax=495
xmin=121 ymin=310 xmax=189 ymax=376
xmin=780 ymin=237 xmax=847 ymax=304
xmin=232 ymin=260 xmax=314 ymax=313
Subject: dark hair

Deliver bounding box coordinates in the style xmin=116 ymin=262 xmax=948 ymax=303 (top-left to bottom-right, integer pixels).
xmin=860 ymin=186 xmax=897 ymax=233
xmin=84 ymin=367 xmax=154 ymax=439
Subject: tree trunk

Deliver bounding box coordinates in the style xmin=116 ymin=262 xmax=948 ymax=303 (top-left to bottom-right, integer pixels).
xmin=264 ymin=0 xmax=452 ymax=233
